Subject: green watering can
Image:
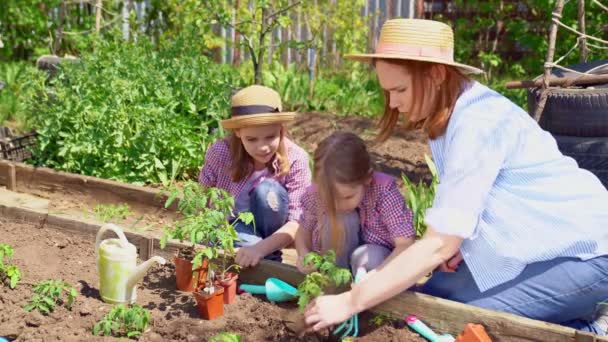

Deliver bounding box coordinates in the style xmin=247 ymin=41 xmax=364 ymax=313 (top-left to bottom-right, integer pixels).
xmin=239 ymin=277 xmax=298 ymax=302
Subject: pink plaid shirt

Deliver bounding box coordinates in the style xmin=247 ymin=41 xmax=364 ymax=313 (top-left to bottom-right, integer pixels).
xmin=299 ymin=171 xmax=414 ymax=251
xmin=198 ymin=137 xmax=311 ymax=222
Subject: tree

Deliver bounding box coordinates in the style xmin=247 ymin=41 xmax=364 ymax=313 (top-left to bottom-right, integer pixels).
xmin=204 ymin=0 xmax=302 ymax=84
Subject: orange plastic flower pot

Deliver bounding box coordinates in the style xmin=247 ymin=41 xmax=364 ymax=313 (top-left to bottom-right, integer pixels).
xmin=214 ymin=272 xmax=239 ymax=305
xmin=174 ymin=256 xmax=208 ymax=292
xmin=193 ymin=286 xmax=225 ymax=320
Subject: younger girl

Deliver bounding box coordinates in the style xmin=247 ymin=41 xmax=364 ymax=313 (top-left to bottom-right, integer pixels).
xmin=198 ymin=85 xmax=311 ymax=268
xmin=295 ymin=131 xmax=415 ymax=276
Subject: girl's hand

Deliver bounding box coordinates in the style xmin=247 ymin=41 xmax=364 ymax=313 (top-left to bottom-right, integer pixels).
xmin=235 ymin=246 xmax=264 ymax=268
xmin=438 ymin=251 xmax=463 ymax=272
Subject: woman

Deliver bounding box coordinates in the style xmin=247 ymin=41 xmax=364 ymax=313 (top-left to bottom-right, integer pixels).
xmin=304 ymin=18 xmax=608 ymax=335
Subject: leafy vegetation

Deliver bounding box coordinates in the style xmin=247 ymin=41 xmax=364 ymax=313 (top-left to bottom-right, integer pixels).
xmin=160 ymin=182 xmax=254 ymax=280
xmin=93 ymin=203 xmax=131 ymax=223
xmin=401 ymin=154 xmax=439 ymax=238
xmin=209 ymin=332 xmax=242 ymax=342
xmin=0 ymin=62 xmax=47 ymax=132
xmin=24 ymin=279 xmax=77 ymax=314
xmin=26 ymin=34 xmax=240 ymax=185
xmin=370 ymin=312 xmax=397 ymax=327
xmin=92 ymin=304 xmax=150 ymax=339
xmin=0 ymin=244 xmax=21 ymax=289
xmin=297 ymin=251 xmax=352 ymax=311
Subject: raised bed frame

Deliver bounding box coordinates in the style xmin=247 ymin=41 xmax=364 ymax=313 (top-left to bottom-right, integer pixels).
xmin=0 ymin=160 xmax=606 ymax=342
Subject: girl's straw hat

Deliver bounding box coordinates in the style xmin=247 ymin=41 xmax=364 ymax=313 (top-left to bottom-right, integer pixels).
xmin=221 ymin=85 xmax=296 ymax=130
xmin=345 ymin=18 xmax=483 ymax=75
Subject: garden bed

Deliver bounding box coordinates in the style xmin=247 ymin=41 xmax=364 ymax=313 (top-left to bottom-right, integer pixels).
xmin=0 ymin=219 xmax=424 ymax=341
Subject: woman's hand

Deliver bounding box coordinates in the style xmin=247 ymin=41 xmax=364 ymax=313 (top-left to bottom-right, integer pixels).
xmin=296 ymin=251 xmax=314 ymax=274
xmin=304 ymin=292 xmax=357 ymax=331
xmin=438 ymin=251 xmax=463 ymax=272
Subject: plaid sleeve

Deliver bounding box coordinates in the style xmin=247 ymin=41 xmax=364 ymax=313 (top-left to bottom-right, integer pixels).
xmin=297 ymin=186 xmax=318 ymax=232
xmin=198 ymin=140 xmax=228 ymax=188
xmin=378 ymin=178 xmax=415 ymax=239
xmin=284 ymin=146 xmax=312 ymax=222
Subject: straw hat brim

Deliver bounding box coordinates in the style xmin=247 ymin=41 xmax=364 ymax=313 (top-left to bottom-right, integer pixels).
xmin=345 ymin=53 xmax=484 ymax=75
xmin=221 ymin=112 xmax=296 ymax=130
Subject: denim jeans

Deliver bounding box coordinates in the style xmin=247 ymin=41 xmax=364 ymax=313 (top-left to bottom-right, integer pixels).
xmin=418 ymin=255 xmax=608 ymax=335
xmin=233 ymin=179 xmax=288 ymax=262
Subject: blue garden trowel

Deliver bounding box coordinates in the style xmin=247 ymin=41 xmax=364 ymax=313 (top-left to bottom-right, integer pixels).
xmin=239 ymin=277 xmax=299 ymax=302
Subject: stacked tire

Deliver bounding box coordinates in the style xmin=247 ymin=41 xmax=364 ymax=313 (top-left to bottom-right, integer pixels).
xmin=528 ymin=59 xmax=608 ymax=188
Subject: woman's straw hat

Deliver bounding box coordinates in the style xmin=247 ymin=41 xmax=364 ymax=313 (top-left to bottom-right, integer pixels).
xmin=221 ymin=85 xmax=296 ymax=130
xmin=345 ymin=19 xmax=483 ymax=75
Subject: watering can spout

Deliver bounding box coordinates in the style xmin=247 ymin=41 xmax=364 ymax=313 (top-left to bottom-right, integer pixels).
xmin=127 ymin=256 xmax=166 ymax=289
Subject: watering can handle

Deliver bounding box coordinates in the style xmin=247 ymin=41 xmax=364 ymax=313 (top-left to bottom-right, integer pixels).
xmin=95 ymin=223 xmax=130 ymax=269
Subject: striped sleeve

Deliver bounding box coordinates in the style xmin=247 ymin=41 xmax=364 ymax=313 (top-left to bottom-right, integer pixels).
xmin=425 ymin=116 xmax=513 ymax=239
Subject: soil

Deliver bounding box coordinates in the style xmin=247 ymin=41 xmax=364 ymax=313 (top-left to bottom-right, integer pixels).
xmin=0 ymin=219 xmax=426 ymax=341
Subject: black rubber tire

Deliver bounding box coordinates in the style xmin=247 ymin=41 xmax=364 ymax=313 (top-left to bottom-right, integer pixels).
xmin=554 ymin=135 xmax=608 ymax=188
xmin=528 ymin=59 xmax=608 ymax=137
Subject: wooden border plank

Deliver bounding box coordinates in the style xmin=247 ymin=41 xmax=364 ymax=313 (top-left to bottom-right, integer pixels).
xmin=0 ymin=160 xmax=176 ymax=211
xmin=0 ymin=162 xmax=11 ymax=189
xmin=2 ymin=204 xmax=608 ymax=342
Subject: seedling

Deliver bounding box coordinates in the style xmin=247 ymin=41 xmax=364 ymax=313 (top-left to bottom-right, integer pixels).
xmin=160 ymin=181 xmax=254 ymax=280
xmin=296 ymin=251 xmax=352 ymax=311
xmin=209 ymin=332 xmax=242 ymax=342
xmin=0 ymin=244 xmax=21 ymax=289
xmin=24 ymin=279 xmax=77 ymax=314
xmin=371 ymin=312 xmax=397 ymax=327
xmin=93 ymin=304 xmax=150 ymax=339
xmin=401 ymin=154 xmax=439 ymax=237
xmin=93 ymin=203 xmax=131 ymax=223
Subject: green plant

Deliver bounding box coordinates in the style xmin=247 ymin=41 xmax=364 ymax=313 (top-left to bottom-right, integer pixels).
xmin=0 ymin=244 xmax=21 ymax=289
xmin=24 ymin=279 xmax=77 ymax=314
xmin=93 ymin=203 xmax=131 ymax=223
xmin=209 ymin=332 xmax=242 ymax=342
xmin=370 ymin=312 xmax=396 ymax=327
xmin=0 ymin=62 xmax=47 ymax=132
xmin=92 ymin=304 xmax=150 ymax=339
xmin=27 ymin=34 xmax=239 ymax=185
xmin=160 ymin=182 xmax=255 ymax=281
xmin=401 ymin=154 xmax=439 ymax=238
xmin=297 ymin=251 xmax=352 ymax=311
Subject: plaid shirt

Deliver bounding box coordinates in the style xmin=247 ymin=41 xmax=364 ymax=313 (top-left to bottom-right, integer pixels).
xmin=198 ymin=137 xmax=311 ymax=222
xmin=299 ymin=171 xmax=415 ymax=251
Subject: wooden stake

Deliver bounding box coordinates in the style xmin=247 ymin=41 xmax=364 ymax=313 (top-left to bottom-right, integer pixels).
xmin=95 ymin=0 xmax=103 ymax=34
xmin=533 ymin=0 xmax=565 ymax=122
xmin=578 ymin=0 xmax=588 ymax=63
xmin=505 ymin=74 xmax=608 ymax=89
xmin=53 ymin=0 xmax=67 ymax=55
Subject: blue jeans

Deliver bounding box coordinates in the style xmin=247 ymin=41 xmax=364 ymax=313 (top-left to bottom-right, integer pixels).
xmin=233 ymin=179 xmax=289 ymax=262
xmin=418 ymin=255 xmax=608 ymax=335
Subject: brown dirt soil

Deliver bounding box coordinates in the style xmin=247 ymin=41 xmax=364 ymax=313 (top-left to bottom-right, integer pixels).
xmin=0 ymin=219 xmax=425 ymax=341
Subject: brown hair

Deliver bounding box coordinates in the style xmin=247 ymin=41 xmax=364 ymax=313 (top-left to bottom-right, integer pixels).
xmin=376 ymin=59 xmax=472 ymax=142
xmin=313 ymin=132 xmax=374 ymax=256
xmin=229 ymin=126 xmax=290 ymax=182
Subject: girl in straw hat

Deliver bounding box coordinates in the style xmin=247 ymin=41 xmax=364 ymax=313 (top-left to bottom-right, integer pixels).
xmin=304 ymin=19 xmax=608 ymax=335
xmin=198 ymin=85 xmax=311 ymax=268
xmin=294 ymin=131 xmax=415 ymax=277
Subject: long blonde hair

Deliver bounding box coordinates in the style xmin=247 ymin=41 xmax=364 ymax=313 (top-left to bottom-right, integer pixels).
xmin=376 ymin=59 xmax=472 ymax=142
xmin=229 ymin=126 xmax=290 ymax=182
xmin=314 ymin=132 xmax=373 ymax=256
